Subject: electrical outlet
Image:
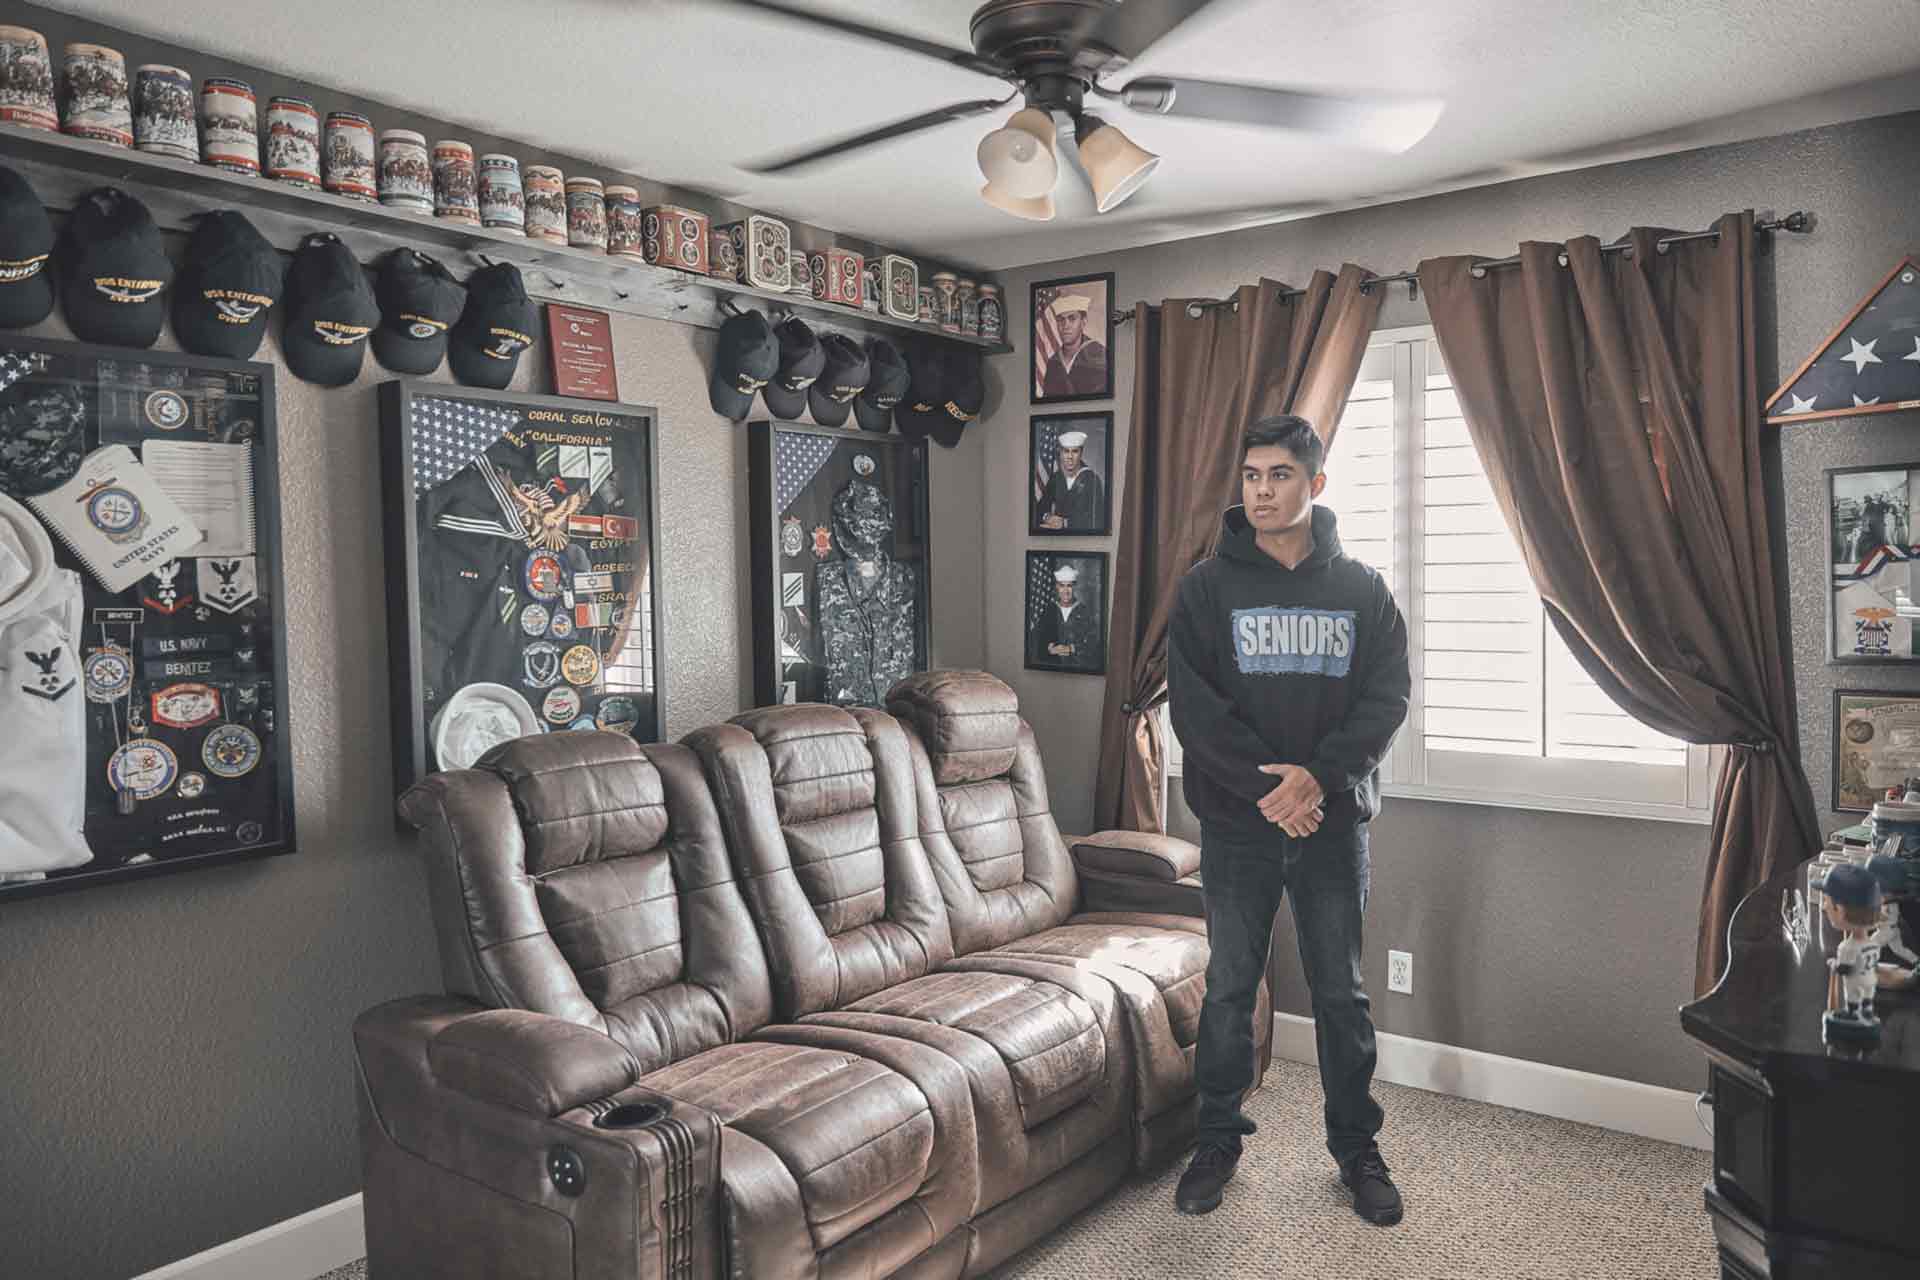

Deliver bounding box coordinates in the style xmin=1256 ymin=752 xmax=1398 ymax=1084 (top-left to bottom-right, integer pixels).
xmin=1387 ymin=950 xmax=1413 ymax=995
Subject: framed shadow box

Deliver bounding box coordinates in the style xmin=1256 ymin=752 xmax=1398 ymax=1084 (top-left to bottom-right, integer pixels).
xmin=0 ymin=335 xmax=294 ymax=903
xmin=1828 ymin=462 xmax=1920 ymax=663
xmin=747 ymin=420 xmax=931 ymax=708
xmin=380 ymin=382 xmax=664 ymax=793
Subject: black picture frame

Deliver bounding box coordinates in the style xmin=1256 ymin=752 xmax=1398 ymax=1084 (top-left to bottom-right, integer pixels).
xmin=1028 ymin=411 xmax=1114 ymax=537
xmin=1826 ymin=461 xmax=1920 ymax=664
xmin=1031 ymin=271 xmax=1115 ymax=405
xmin=1025 ymin=549 xmax=1109 ymax=676
xmin=748 ymin=419 xmax=932 ymax=708
xmin=1832 ymin=688 xmax=1920 ymax=813
xmin=379 ymin=381 xmax=665 ymax=795
xmin=0 ymin=334 xmax=296 ymax=904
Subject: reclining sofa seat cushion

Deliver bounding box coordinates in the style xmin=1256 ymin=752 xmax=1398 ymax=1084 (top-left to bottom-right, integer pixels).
xmin=689 ymin=705 xmax=1130 ymax=1225
xmin=390 ymin=731 xmax=974 ymax=1276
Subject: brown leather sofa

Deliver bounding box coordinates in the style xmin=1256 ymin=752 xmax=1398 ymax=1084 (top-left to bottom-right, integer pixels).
xmin=355 ymin=670 xmax=1271 ymax=1279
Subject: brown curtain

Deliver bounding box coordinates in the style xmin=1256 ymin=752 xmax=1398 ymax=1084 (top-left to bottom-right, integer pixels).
xmin=1416 ymin=212 xmax=1820 ymax=994
xmin=1092 ymin=266 xmax=1383 ymax=833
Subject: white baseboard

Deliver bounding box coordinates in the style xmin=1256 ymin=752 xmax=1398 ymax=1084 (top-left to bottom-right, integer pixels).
xmin=1271 ymin=1012 xmax=1711 ymax=1152
xmin=130 ymin=1193 xmax=365 ymax=1280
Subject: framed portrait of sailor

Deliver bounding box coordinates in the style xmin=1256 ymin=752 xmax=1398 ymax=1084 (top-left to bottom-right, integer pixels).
xmin=1030 ymin=411 xmax=1111 ymax=536
xmin=1025 ymin=550 xmax=1108 ymax=676
xmin=380 ymin=382 xmax=663 ymax=793
xmin=1829 ymin=463 xmax=1920 ymax=663
xmin=1031 ymin=272 xmax=1113 ymax=404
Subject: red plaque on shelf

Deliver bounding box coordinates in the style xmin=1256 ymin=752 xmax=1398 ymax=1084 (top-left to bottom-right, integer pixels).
xmin=545 ymin=304 xmax=617 ymax=401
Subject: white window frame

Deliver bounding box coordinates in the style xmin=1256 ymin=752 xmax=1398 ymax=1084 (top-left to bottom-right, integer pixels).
xmin=1165 ymin=325 xmax=1720 ymax=826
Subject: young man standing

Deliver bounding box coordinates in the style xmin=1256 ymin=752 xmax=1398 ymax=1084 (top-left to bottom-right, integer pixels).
xmin=1169 ymin=415 xmax=1411 ymax=1225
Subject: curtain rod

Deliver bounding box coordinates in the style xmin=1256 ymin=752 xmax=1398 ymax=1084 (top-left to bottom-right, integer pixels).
xmin=1110 ymin=210 xmax=1813 ymax=326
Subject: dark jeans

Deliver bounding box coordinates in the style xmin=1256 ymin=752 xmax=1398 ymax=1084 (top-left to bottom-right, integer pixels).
xmin=1195 ymin=820 xmax=1383 ymax=1166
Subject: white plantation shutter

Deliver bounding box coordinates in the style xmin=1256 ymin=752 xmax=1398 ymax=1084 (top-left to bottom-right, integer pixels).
xmin=1320 ymin=344 xmax=1396 ymax=587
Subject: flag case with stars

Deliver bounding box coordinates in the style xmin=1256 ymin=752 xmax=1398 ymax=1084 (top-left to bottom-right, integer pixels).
xmin=0 ymin=334 xmax=294 ymax=905
xmin=747 ymin=419 xmax=931 ymax=709
xmin=380 ymin=381 xmax=663 ymax=794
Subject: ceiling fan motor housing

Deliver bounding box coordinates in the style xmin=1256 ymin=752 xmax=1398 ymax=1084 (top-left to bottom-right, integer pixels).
xmin=970 ymin=0 xmax=1119 ymax=78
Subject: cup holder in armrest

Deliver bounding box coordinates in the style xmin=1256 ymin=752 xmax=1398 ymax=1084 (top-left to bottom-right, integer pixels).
xmin=595 ymin=1099 xmax=671 ymax=1130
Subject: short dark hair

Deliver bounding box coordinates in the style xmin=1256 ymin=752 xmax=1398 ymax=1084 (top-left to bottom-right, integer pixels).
xmin=1240 ymin=415 xmax=1324 ymax=476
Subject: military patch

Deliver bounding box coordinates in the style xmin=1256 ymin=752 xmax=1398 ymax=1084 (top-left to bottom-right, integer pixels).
xmin=19 ymin=643 xmax=74 ymax=701
xmin=542 ymin=685 xmax=581 ymax=724
xmin=109 ymin=738 xmax=178 ymax=800
xmin=87 ymin=484 xmax=147 ymax=544
xmin=84 ymin=645 xmax=133 ymax=702
xmin=812 ymin=524 xmax=832 ymax=559
xmin=141 ymin=562 xmax=192 ymax=614
xmin=547 ymin=610 xmax=575 ymax=640
xmin=202 ymin=723 xmax=263 ymax=778
xmin=562 ymin=644 xmax=601 ymax=687
xmin=151 ymin=682 xmax=221 ymax=729
xmin=523 ymin=550 xmax=566 ymax=601
xmin=594 ymin=695 xmax=639 ymax=733
xmin=782 ymin=515 xmax=804 ymax=558
xmin=520 ymin=603 xmax=551 ymax=637
xmin=522 ymin=640 xmax=562 ymax=688
xmin=176 ymin=772 xmax=207 ymax=799
xmin=197 ymin=555 xmax=259 ymax=614
xmin=144 ymin=389 xmax=190 ymax=430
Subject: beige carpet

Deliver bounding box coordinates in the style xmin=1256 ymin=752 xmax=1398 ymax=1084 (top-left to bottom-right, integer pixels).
xmin=320 ymin=1059 xmax=1716 ymax=1280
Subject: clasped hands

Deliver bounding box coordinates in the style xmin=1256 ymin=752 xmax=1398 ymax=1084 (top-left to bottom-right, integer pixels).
xmin=1257 ymin=764 xmax=1324 ymax=838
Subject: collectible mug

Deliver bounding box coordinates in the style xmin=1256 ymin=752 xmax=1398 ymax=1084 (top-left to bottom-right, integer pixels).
xmin=0 ymin=26 xmax=58 ymax=132
xmin=931 ymin=271 xmax=960 ymax=333
xmin=199 ymin=77 xmax=260 ymax=174
xmin=917 ymin=284 xmax=936 ymax=325
xmin=264 ymin=95 xmax=320 ymax=186
xmin=957 ymin=277 xmax=979 ymax=337
xmin=565 ymin=176 xmax=607 ymax=249
xmin=63 ymin=43 xmax=132 ymax=147
xmin=377 ymin=129 xmax=433 ymax=213
xmin=978 ymin=283 xmax=1003 ymax=341
xmin=477 ymin=153 xmax=525 ymax=233
xmin=431 ymin=140 xmax=479 ymax=224
xmin=522 ymin=165 xmax=566 ymax=244
xmin=132 ymin=64 xmax=196 ymax=161
xmin=323 ymin=111 xmax=376 ymax=199
xmin=603 ymin=185 xmax=644 ymax=259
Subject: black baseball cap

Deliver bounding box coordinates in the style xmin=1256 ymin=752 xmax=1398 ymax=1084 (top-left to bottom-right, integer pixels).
xmin=172 ymin=211 xmax=284 ymax=360
xmin=448 ymin=262 xmax=537 ymax=390
xmin=1816 ymin=862 xmax=1883 ymax=911
xmin=807 ymin=333 xmax=870 ymax=428
xmin=853 ymin=337 xmax=908 ymax=433
xmin=371 ymin=249 xmax=466 ymax=376
xmin=932 ymin=347 xmax=984 ymax=448
xmin=708 ymin=308 xmax=777 ymax=420
xmin=893 ymin=337 xmax=946 ymax=443
xmin=0 ymin=166 xmax=54 ymax=329
xmin=62 ymin=187 xmax=172 ymax=348
xmin=281 ymin=234 xmax=378 ymax=386
xmin=763 ymin=316 xmax=824 ymax=420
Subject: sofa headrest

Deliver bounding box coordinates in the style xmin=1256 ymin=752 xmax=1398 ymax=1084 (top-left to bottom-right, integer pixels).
xmin=475 ymin=730 xmax=668 ymax=876
xmin=887 ymin=670 xmax=1021 ymax=785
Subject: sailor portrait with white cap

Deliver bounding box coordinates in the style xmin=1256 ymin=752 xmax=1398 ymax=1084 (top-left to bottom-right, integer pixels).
xmin=1040 ymin=291 xmax=1109 ymax=399
xmin=1032 ymin=559 xmax=1103 ymax=668
xmin=1038 ymin=426 xmax=1106 ymax=531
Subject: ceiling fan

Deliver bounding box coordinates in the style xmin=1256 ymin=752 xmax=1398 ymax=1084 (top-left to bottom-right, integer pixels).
xmin=722 ymin=0 xmax=1445 ymax=221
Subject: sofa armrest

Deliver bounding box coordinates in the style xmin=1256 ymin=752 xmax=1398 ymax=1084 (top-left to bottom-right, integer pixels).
xmin=1070 ymin=830 xmax=1204 ymax=918
xmin=428 ymin=1008 xmax=641 ymax=1117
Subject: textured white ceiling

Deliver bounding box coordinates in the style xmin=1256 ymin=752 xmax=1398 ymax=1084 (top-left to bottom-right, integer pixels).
xmin=45 ymin=0 xmax=1920 ymax=268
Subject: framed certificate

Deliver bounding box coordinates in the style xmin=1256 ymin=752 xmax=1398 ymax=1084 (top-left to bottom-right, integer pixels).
xmin=1833 ymin=688 xmax=1920 ymax=812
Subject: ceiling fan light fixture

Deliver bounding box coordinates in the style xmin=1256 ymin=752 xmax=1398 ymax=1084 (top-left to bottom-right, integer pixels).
xmin=976 ymin=107 xmax=1059 ymax=199
xmin=1074 ymin=115 xmax=1159 ymax=213
xmin=979 ymin=182 xmax=1056 ymax=222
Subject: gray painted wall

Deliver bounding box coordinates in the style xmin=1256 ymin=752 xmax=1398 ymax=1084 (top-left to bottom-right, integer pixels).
xmin=983 ymin=111 xmax=1920 ymax=1096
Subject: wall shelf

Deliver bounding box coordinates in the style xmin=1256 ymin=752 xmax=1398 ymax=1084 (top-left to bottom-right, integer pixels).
xmin=0 ymin=124 xmax=1013 ymax=356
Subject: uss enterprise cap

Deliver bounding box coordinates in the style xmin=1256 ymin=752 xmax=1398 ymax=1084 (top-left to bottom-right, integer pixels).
xmin=707 ymin=307 xmax=777 ymax=420
xmin=763 ymin=316 xmax=824 ymax=420
xmin=62 ymin=186 xmax=172 ymax=348
xmin=852 ymin=337 xmax=909 ymax=433
xmin=448 ymin=261 xmax=537 ymax=391
xmin=894 ymin=337 xmax=947 ymax=443
xmin=371 ymin=248 xmax=466 ymax=376
xmin=0 ymin=165 xmax=55 ymax=329
xmin=930 ymin=346 xmax=984 ymax=449
xmin=172 ymin=211 xmax=284 ymax=360
xmin=281 ymin=233 xmax=378 ymax=386
xmin=807 ymin=332 xmax=870 ymax=428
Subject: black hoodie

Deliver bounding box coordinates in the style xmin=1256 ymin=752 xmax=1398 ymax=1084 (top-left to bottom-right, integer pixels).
xmin=1169 ymin=504 xmax=1410 ymax=836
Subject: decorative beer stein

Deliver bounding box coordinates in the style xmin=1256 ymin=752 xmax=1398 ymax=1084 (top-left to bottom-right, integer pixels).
xmin=199 ymin=77 xmax=259 ymax=174
xmin=565 ymin=176 xmax=606 ymax=249
xmin=917 ymin=284 xmax=936 ymax=325
xmin=522 ymin=165 xmax=566 ymax=244
xmin=603 ymin=185 xmax=644 ymax=259
xmin=431 ymin=140 xmax=478 ymax=224
xmin=931 ymin=271 xmax=960 ymax=333
xmin=323 ymin=111 xmax=376 ymax=200
xmin=377 ymin=129 xmax=433 ymax=213
xmin=62 ymin=43 xmax=132 ymax=147
xmin=132 ymin=64 xmax=196 ymax=161
xmin=264 ymin=96 xmax=320 ymax=187
xmin=957 ymin=277 xmax=980 ymax=337
xmin=977 ymin=283 xmax=1003 ymax=341
xmin=477 ymin=154 xmax=524 ymax=233
xmin=0 ymin=26 xmax=58 ymax=132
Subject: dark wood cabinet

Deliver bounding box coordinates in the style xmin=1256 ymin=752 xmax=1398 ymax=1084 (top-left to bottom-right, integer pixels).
xmin=1680 ymin=860 xmax=1920 ymax=1280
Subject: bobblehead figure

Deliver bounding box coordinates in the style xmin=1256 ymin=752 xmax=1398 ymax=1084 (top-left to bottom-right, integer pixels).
xmin=1819 ymin=863 xmax=1884 ymax=1043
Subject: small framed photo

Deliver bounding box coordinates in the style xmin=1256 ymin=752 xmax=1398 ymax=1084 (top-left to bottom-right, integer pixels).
xmin=1032 ymin=271 xmax=1114 ymax=404
xmin=1829 ymin=463 xmax=1920 ymax=662
xmin=1025 ymin=550 xmax=1108 ymax=675
xmin=1029 ymin=412 xmax=1112 ymax=536
xmin=1833 ymin=688 xmax=1920 ymax=812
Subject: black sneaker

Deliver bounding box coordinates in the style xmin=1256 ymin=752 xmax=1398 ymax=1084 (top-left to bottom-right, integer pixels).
xmin=1175 ymin=1142 xmax=1240 ymax=1215
xmin=1339 ymin=1149 xmax=1403 ymax=1225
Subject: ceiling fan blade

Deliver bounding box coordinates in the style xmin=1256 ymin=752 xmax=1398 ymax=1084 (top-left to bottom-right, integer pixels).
xmin=1070 ymin=0 xmax=1222 ymax=64
xmin=744 ymin=98 xmax=1010 ymax=174
xmin=1118 ymin=77 xmax=1444 ymax=153
xmin=720 ymin=1 xmax=1007 ymax=78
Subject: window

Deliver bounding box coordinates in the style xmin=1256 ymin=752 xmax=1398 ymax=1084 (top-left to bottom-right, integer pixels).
xmin=1167 ymin=325 xmax=1717 ymax=824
